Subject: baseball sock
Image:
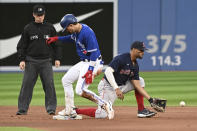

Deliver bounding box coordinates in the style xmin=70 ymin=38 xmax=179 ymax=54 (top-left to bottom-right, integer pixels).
xmin=135 ymin=89 xmax=144 ymax=111
xmin=76 ymin=108 xmax=96 ymax=117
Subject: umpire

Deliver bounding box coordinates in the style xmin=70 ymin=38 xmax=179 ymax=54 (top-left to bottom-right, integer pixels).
xmin=16 ymin=4 xmax=61 ymax=115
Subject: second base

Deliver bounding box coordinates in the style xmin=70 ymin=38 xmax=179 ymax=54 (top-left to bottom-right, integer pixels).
xmin=53 ymin=115 xmax=83 ymax=120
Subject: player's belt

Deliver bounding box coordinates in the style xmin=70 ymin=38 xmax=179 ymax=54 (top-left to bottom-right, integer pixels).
xmin=81 ymin=56 xmax=102 ymax=62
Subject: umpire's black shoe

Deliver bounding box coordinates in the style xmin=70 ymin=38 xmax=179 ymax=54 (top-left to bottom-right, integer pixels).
xmin=48 ymin=110 xmax=55 ymax=115
xmin=16 ymin=110 xmax=27 ymax=115
xmin=137 ymin=108 xmax=156 ymax=118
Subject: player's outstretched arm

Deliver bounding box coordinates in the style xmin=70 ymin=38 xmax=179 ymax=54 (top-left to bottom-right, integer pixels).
xmin=46 ymin=35 xmax=73 ymax=44
xmin=46 ymin=36 xmax=58 ymax=44
xmin=131 ymin=80 xmax=167 ymax=112
xmin=131 ymin=80 xmax=151 ymax=100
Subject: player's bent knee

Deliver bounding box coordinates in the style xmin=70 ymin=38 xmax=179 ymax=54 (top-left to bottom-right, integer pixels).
xmin=62 ymin=76 xmax=71 ymax=87
xmin=75 ymin=89 xmax=83 ymax=96
xmin=61 ymin=76 xmax=66 ymax=83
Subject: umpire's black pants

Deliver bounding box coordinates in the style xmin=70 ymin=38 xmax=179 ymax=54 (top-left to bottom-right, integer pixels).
xmin=17 ymin=57 xmax=57 ymax=113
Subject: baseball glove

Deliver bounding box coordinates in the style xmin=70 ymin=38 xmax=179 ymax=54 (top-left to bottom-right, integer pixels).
xmin=149 ymin=98 xmax=167 ymax=112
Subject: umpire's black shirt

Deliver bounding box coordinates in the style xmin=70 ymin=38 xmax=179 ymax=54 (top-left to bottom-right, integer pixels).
xmin=104 ymin=53 xmax=140 ymax=86
xmin=17 ymin=21 xmax=61 ymax=61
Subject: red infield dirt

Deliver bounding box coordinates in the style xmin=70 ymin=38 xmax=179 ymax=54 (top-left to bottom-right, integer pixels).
xmin=0 ymin=106 xmax=197 ymax=131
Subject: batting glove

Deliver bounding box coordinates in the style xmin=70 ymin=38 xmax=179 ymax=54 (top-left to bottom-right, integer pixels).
xmin=82 ymin=66 xmax=94 ymax=84
xmin=46 ymin=36 xmax=58 ymax=44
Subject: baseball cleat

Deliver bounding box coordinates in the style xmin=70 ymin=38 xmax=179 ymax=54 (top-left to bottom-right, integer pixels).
xmin=48 ymin=110 xmax=55 ymax=115
xmin=58 ymin=109 xmax=66 ymax=116
xmin=103 ymin=101 xmax=114 ymax=120
xmin=16 ymin=110 xmax=27 ymax=115
xmin=58 ymin=108 xmax=77 ymax=116
xmin=56 ymin=108 xmax=81 ymax=120
xmin=137 ymin=108 xmax=156 ymax=118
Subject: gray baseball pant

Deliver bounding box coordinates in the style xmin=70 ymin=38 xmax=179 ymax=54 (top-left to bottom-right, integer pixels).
xmin=17 ymin=57 xmax=57 ymax=113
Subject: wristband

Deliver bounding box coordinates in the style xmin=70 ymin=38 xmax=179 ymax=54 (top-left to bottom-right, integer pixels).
xmin=88 ymin=66 xmax=94 ymax=71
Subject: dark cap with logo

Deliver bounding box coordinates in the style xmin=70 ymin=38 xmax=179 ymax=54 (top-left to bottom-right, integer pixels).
xmin=131 ymin=41 xmax=148 ymax=51
xmin=33 ymin=4 xmax=45 ymax=16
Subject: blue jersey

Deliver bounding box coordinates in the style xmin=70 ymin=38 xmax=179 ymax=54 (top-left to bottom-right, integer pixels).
xmin=58 ymin=24 xmax=101 ymax=61
xmin=104 ymin=53 xmax=140 ymax=86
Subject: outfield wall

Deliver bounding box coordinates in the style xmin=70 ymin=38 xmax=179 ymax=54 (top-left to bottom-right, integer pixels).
xmin=119 ymin=0 xmax=197 ymax=71
xmin=0 ymin=0 xmax=197 ymax=71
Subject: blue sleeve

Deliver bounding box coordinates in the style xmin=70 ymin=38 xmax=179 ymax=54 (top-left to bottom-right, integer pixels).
xmin=58 ymin=35 xmax=74 ymax=43
xmin=85 ymin=31 xmax=100 ymax=61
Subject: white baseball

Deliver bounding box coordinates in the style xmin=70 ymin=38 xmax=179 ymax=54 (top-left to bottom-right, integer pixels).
xmin=180 ymin=101 xmax=186 ymax=107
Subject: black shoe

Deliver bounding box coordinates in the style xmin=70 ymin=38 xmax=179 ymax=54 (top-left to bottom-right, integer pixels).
xmin=137 ymin=108 xmax=156 ymax=118
xmin=73 ymin=107 xmax=78 ymax=111
xmin=48 ymin=110 xmax=55 ymax=115
xmin=16 ymin=110 xmax=27 ymax=115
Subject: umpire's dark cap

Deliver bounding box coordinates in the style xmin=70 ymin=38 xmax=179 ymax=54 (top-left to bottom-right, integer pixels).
xmin=131 ymin=41 xmax=148 ymax=51
xmin=33 ymin=4 xmax=45 ymax=16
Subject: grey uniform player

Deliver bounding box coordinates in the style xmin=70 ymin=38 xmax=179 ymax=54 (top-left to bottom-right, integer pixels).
xmin=75 ymin=41 xmax=158 ymax=118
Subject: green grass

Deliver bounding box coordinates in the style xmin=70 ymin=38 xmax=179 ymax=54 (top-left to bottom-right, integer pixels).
xmin=0 ymin=127 xmax=42 ymax=131
xmin=0 ymin=71 xmax=197 ymax=106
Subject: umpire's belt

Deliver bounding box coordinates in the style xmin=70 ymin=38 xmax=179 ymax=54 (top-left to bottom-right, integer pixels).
xmin=81 ymin=56 xmax=102 ymax=62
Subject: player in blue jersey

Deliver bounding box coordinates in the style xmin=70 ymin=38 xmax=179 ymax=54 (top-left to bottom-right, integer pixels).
xmin=46 ymin=14 xmax=114 ymax=120
xmin=74 ymin=41 xmax=164 ymax=118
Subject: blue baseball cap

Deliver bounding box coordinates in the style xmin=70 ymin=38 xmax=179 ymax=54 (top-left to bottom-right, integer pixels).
xmin=60 ymin=14 xmax=77 ymax=32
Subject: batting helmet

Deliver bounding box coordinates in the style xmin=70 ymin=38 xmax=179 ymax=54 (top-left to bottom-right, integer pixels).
xmin=60 ymin=14 xmax=77 ymax=32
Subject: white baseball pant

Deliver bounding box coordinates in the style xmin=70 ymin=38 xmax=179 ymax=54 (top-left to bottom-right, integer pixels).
xmin=95 ymin=77 xmax=145 ymax=118
xmin=61 ymin=59 xmax=104 ymax=115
